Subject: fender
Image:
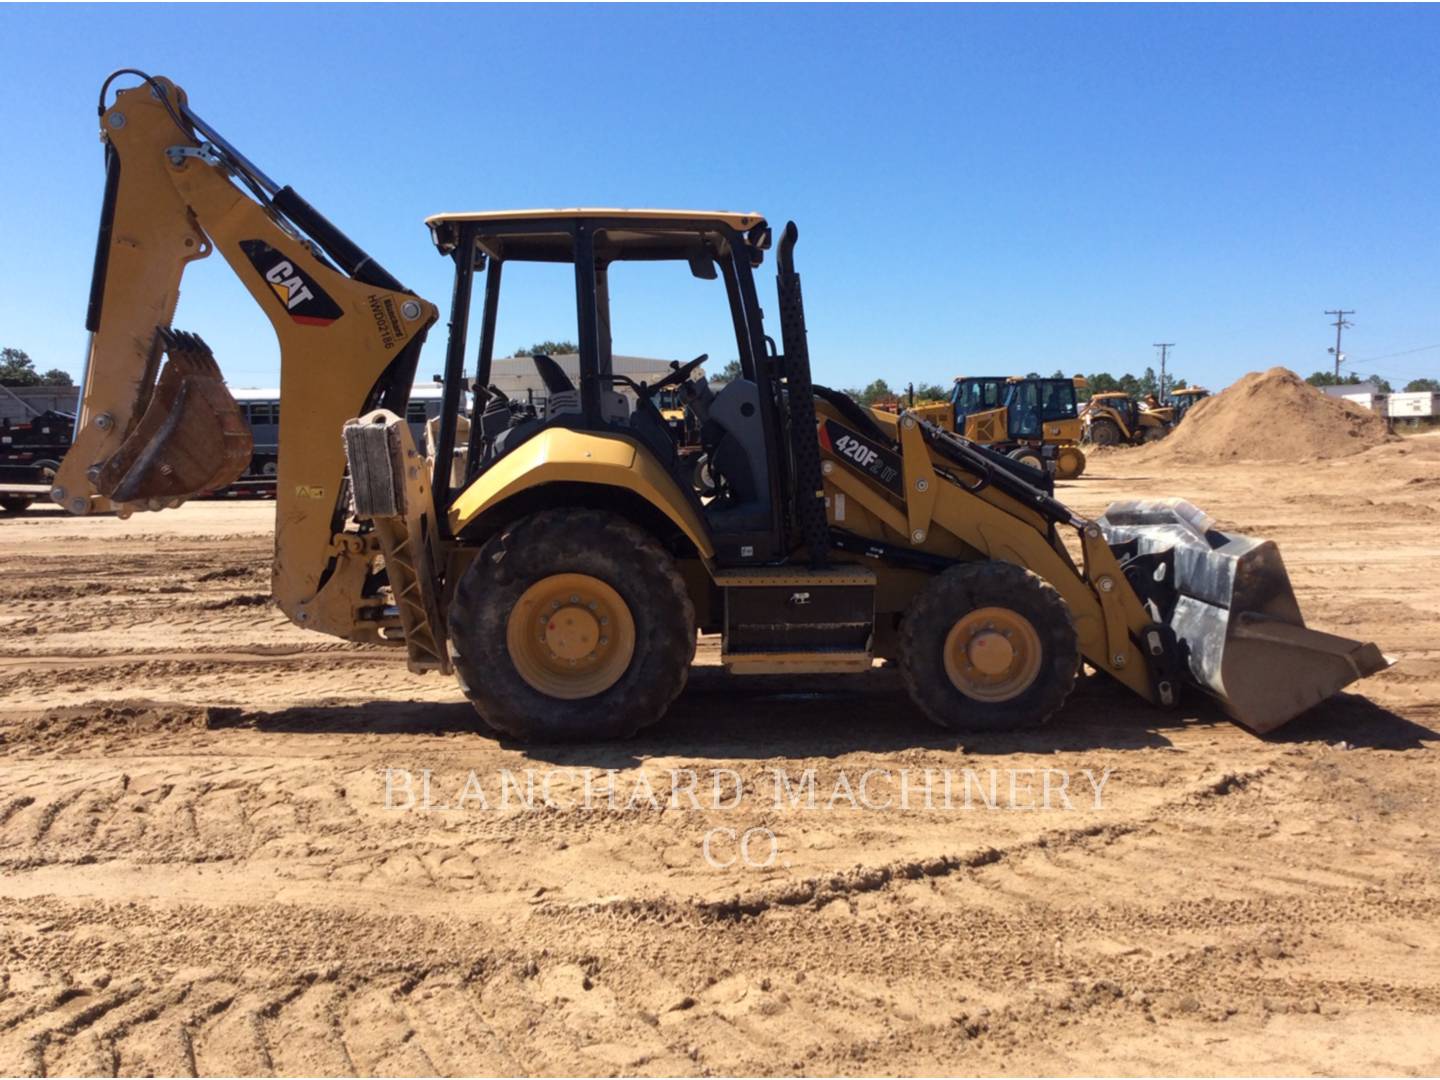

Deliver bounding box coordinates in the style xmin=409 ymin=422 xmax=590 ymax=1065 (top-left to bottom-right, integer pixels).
xmin=448 ymin=428 xmax=715 ymax=559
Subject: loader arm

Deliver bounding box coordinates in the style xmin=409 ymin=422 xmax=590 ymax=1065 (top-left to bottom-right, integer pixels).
xmin=821 ymin=401 xmax=1389 ymax=732
xmin=58 ymin=73 xmax=439 ymax=640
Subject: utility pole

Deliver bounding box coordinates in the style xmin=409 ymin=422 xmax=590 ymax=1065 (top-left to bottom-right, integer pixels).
xmin=1325 ymin=309 xmax=1354 ymax=379
xmin=1153 ymin=343 xmax=1174 ymax=398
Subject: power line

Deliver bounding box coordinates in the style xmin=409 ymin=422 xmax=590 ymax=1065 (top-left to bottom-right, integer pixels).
xmin=1348 ymin=342 xmax=1440 ymax=364
xmin=1325 ymin=309 xmax=1354 ymax=379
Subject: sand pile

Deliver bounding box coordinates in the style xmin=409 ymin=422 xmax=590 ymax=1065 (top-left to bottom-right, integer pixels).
xmin=1137 ymin=366 xmax=1393 ymax=464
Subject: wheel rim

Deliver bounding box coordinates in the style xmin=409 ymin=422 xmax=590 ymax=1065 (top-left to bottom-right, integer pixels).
xmin=1056 ymin=447 xmax=1083 ymax=477
xmin=506 ymin=573 xmax=636 ymax=700
xmin=942 ymin=606 xmax=1044 ymax=702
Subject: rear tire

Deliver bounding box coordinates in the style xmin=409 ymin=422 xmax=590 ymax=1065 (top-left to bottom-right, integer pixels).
xmin=899 ymin=561 xmax=1079 ymax=731
xmin=0 ymin=496 xmax=34 ymax=513
xmin=1087 ymin=417 xmax=1121 ymax=447
xmin=448 ymin=509 xmax=696 ymax=741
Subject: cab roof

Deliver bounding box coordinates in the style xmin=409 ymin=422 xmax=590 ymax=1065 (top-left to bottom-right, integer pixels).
xmin=425 ymin=208 xmax=765 ymax=229
xmin=425 ymin=208 xmax=771 ymax=264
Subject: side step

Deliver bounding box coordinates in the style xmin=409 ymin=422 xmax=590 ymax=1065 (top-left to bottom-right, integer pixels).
xmin=343 ymin=409 xmax=451 ymax=674
xmin=717 ymin=564 xmax=876 ymax=675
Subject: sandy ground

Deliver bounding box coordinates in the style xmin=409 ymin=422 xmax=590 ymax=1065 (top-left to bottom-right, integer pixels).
xmin=1 ymin=436 xmax=1438 ymax=1077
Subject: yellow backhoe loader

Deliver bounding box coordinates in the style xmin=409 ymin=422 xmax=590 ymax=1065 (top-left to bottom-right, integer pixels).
xmin=1082 ymin=391 xmax=1174 ymax=447
xmin=1167 ymin=386 xmax=1211 ymax=423
xmin=56 ymin=71 xmax=1388 ymax=740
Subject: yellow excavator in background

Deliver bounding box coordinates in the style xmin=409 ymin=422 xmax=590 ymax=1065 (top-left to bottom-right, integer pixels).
xmin=55 ymin=71 xmax=1389 ymax=741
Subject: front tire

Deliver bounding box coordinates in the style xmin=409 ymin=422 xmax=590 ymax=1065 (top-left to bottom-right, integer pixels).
xmin=448 ymin=509 xmax=696 ymax=741
xmin=0 ymin=496 xmax=34 ymax=513
xmin=899 ymin=561 xmax=1079 ymax=731
xmin=1007 ymin=446 xmax=1045 ymax=470
xmin=1142 ymin=423 xmax=1169 ymax=443
xmin=1054 ymin=444 xmax=1086 ymax=479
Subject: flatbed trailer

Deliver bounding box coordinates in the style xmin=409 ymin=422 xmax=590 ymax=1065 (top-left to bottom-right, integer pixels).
xmin=0 ymin=482 xmax=52 ymax=513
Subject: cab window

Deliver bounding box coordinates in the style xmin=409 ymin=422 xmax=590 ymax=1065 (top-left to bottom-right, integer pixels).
xmin=1008 ymin=381 xmax=1042 ymax=437
xmin=1040 ymin=381 xmax=1077 ymax=421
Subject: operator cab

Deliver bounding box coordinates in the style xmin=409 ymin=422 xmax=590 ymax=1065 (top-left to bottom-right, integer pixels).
xmin=424 ymin=209 xmax=793 ymax=563
xmin=951 ymin=375 xmax=1078 ymax=439
xmin=951 ymin=376 xmax=1007 ymax=423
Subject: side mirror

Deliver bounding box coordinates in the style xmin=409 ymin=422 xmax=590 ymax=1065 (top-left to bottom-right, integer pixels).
xmin=687 ymin=249 xmax=717 ymax=280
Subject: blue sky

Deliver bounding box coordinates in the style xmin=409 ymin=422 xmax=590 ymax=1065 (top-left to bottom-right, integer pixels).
xmin=2 ymin=3 xmax=1438 ymax=393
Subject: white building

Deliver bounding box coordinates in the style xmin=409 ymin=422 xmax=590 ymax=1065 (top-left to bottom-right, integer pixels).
xmin=1320 ymin=382 xmax=1388 ymax=413
xmin=484 ymin=353 xmax=686 ymax=402
xmin=0 ymin=384 xmax=78 ymax=424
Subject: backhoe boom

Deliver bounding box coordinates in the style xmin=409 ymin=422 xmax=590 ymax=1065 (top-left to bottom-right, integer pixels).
xmin=59 ymin=73 xmax=439 ymax=640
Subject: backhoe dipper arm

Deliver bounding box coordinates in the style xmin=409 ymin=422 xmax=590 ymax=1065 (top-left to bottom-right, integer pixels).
xmin=58 ymin=73 xmax=439 ymax=641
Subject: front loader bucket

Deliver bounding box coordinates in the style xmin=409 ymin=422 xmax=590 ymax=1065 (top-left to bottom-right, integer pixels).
xmin=1098 ymin=499 xmax=1390 ymax=733
xmin=94 ymin=330 xmax=253 ymax=507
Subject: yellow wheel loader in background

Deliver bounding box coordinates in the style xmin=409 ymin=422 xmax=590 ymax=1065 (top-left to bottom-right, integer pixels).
xmin=56 ymin=72 xmax=1389 ymax=740
xmin=911 ymin=375 xmax=1089 ymax=479
xmin=1082 ymin=390 xmax=1174 ymax=447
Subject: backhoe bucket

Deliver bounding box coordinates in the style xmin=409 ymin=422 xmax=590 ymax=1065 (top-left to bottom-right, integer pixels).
xmin=1098 ymin=499 xmax=1390 ymax=733
xmin=94 ymin=330 xmax=253 ymax=507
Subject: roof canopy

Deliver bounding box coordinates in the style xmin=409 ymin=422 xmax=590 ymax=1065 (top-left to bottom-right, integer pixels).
xmin=425 ymin=208 xmax=771 ymax=266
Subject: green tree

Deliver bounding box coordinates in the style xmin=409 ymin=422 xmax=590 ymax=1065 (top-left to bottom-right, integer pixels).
xmin=911 ymin=382 xmax=948 ymax=402
xmin=512 ymin=340 xmax=578 ymax=357
xmin=1404 ymin=377 xmax=1440 ymax=393
xmin=717 ymin=359 xmax=744 ymax=383
xmin=858 ymin=379 xmax=898 ymax=406
xmin=1084 ymin=372 xmax=1120 ymax=399
xmin=1 ymin=348 xmax=72 ymax=387
xmin=1306 ymin=370 xmax=1390 ymax=392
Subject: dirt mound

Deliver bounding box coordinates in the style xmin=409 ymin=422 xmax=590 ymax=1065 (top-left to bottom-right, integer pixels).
xmin=1137 ymin=367 xmax=1393 ymax=464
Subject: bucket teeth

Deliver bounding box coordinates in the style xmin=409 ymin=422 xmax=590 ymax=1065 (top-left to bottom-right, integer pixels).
xmin=93 ymin=328 xmax=253 ymax=506
xmin=1098 ymin=498 xmax=1390 ymax=733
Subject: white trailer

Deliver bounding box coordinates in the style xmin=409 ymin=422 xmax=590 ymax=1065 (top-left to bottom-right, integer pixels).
xmin=1387 ymin=392 xmax=1439 ymax=419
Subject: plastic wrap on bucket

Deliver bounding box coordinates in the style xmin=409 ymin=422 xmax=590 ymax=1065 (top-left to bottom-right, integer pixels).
xmin=1098 ymin=498 xmax=1390 ymax=733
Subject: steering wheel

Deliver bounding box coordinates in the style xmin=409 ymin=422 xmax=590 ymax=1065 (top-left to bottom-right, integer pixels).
xmin=639 ymin=354 xmax=708 ymax=399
